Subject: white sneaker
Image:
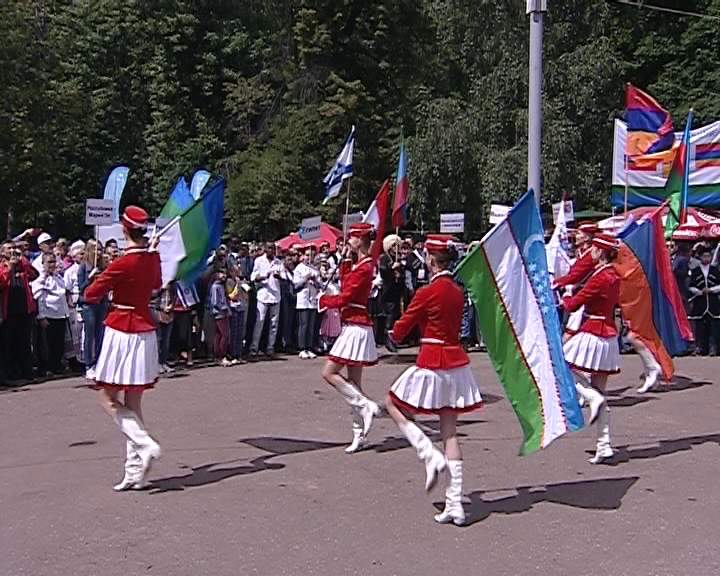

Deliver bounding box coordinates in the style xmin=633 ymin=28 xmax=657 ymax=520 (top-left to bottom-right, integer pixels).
xmin=299 ymin=351 xmax=309 ymax=359
xmin=85 ymin=366 xmax=96 ymax=380
xmin=306 ymin=351 xmax=317 ymax=359
xmin=162 ymin=363 xmax=175 ymax=374
xmin=158 ymin=364 xmax=167 ymax=374
xmin=221 ymin=358 xmax=232 ymax=367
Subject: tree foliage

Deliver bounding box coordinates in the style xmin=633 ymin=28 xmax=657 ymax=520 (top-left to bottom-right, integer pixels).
xmin=1 ymin=0 xmax=719 ymax=238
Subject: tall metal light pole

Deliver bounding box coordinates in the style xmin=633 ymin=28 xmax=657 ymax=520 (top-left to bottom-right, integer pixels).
xmin=527 ymin=0 xmax=546 ymax=205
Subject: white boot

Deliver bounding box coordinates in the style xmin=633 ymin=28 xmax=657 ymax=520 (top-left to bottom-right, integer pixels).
xmin=434 ymin=460 xmax=466 ymax=526
xmin=398 ymin=421 xmax=447 ymax=491
xmin=589 ymin=405 xmax=614 ymax=464
xmin=113 ymin=408 xmax=161 ymax=486
xmin=113 ymin=440 xmax=143 ymax=491
xmin=345 ymin=410 xmax=367 ymax=454
xmin=574 ymin=376 xmax=605 ymax=425
xmin=635 ymin=342 xmax=661 ymax=393
xmin=335 ymin=381 xmax=380 ymax=437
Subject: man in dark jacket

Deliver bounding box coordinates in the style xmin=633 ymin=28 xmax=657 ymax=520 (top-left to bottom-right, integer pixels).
xmin=687 ymin=246 xmax=720 ymax=355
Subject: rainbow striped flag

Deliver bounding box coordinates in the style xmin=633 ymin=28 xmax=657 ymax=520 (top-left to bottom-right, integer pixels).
xmin=625 ymin=84 xmax=674 ymax=157
xmin=457 ymin=191 xmax=584 ymax=455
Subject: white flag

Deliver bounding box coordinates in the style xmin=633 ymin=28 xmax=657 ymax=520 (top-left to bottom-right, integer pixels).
xmin=546 ymin=199 xmax=572 ymax=279
xmin=322 ymin=126 xmax=355 ymax=204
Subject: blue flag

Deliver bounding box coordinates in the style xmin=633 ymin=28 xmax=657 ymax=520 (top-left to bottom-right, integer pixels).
xmin=322 ymin=126 xmax=355 ymax=204
xmin=103 ymin=166 xmax=130 ymax=223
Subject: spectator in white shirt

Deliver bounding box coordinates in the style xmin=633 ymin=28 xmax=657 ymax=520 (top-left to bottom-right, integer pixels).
xmin=249 ymin=243 xmax=282 ymax=359
xmin=294 ymin=248 xmax=320 ymax=359
xmin=32 ymin=253 xmax=69 ymax=375
xmin=63 ymin=240 xmax=85 ymax=365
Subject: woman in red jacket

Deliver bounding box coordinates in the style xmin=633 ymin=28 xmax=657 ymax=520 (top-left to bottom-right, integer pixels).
xmin=562 ymin=233 xmax=621 ymax=465
xmin=84 ymin=206 xmax=163 ymax=490
xmin=319 ymin=223 xmax=381 ymax=454
xmin=385 ymin=235 xmax=482 ymax=526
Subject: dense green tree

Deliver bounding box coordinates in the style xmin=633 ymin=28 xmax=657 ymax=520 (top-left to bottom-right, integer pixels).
xmin=1 ymin=0 xmax=719 ymax=239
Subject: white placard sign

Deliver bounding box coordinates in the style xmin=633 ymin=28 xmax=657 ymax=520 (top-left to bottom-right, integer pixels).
xmin=440 ymin=213 xmax=465 ymax=233
xmin=299 ymin=216 xmax=322 ymax=240
xmin=488 ymin=204 xmax=511 ymax=225
xmin=552 ymin=201 xmax=575 ymax=224
xmin=85 ymin=199 xmax=115 ymax=226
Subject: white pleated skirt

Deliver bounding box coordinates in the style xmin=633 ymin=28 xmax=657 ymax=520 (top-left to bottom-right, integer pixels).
xmin=328 ymin=324 xmax=378 ymax=366
xmin=389 ymin=364 xmax=482 ymax=414
xmin=94 ymin=327 xmax=159 ymax=390
xmin=563 ymin=331 xmax=620 ymax=375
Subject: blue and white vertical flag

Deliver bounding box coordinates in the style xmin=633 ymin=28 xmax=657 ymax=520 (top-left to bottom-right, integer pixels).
xmin=190 ymin=170 xmax=212 ymax=200
xmin=103 ymin=166 xmax=130 ymax=223
xmin=322 ymin=125 xmax=355 ymax=205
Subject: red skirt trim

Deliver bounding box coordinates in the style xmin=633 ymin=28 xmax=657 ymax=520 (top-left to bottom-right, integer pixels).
xmin=327 ymin=355 xmax=378 ymax=367
xmin=388 ymin=391 xmax=483 ymax=415
xmin=566 ymin=362 xmax=620 ymax=376
xmin=93 ymin=379 xmax=157 ymax=392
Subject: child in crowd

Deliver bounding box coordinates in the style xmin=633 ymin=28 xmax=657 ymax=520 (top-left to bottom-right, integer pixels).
xmin=208 ymin=269 xmax=231 ymax=366
xmin=318 ymin=261 xmax=341 ymax=353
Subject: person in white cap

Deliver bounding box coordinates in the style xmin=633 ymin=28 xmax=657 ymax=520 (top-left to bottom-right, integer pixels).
xmin=84 ymin=205 xmax=163 ymax=491
xmin=32 ymin=232 xmax=54 ymax=274
xmin=64 ymin=241 xmax=86 ymax=365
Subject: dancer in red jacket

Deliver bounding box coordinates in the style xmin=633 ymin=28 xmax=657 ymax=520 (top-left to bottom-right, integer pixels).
xmin=319 ymin=223 xmax=381 ymax=454
xmin=385 ymin=235 xmax=482 ymax=526
xmin=84 ymin=206 xmax=163 ymax=490
xmin=562 ymin=233 xmax=621 ymax=465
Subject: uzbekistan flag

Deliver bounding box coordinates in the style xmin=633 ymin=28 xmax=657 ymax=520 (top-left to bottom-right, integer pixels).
xmin=158 ymin=178 xmax=225 ymax=285
xmin=456 ymin=191 xmax=584 ymax=455
xmin=664 ymin=110 xmax=693 ymax=238
xmin=625 ymin=84 xmax=674 ymax=157
xmin=616 ymin=208 xmax=694 ymax=380
xmin=392 ymin=134 xmax=409 ymax=228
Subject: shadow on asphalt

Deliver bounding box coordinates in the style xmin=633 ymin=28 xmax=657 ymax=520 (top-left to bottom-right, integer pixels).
xmin=452 ymin=476 xmax=639 ymax=525
xmin=585 ymin=432 xmax=720 ymax=466
xmin=658 ymin=376 xmax=712 ymax=394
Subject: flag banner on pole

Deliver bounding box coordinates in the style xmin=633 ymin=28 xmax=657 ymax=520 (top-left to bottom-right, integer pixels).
xmin=361 ymin=178 xmax=391 ymax=262
xmin=160 ymin=177 xmax=194 ymax=218
xmin=190 ymin=170 xmax=212 ymax=200
xmin=663 ymin=110 xmax=694 ymax=238
xmin=546 ymin=198 xmax=572 ymax=280
xmin=103 ymin=166 xmax=130 ymax=223
xmin=456 ymin=190 xmax=584 ymax=455
xmin=625 ymin=84 xmax=674 ymax=157
xmin=322 ymin=126 xmax=355 ymax=205
xmin=392 ymin=134 xmax=409 ymax=228
xmin=611 ymin=119 xmax=720 ymax=208
xmin=158 ymin=179 xmax=225 ymax=285
xmin=615 ymin=209 xmax=694 ymax=381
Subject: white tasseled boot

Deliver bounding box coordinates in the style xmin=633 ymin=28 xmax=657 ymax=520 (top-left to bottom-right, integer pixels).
xmin=398 ymin=421 xmax=447 ymax=491
xmin=635 ymin=342 xmax=661 ymax=393
xmin=113 ymin=440 xmax=143 ymax=491
xmin=574 ymin=374 xmax=605 ymax=425
xmin=335 ymin=381 xmax=380 ymax=437
xmin=345 ymin=409 xmax=367 ymax=454
xmin=589 ymin=404 xmax=614 ymax=464
xmin=113 ymin=408 xmax=161 ymax=487
xmin=434 ymin=460 xmax=466 ymax=526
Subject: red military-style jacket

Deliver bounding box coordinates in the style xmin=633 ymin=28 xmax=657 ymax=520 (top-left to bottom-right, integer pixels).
xmin=562 ymin=263 xmax=619 ymax=338
xmin=389 ymin=271 xmax=469 ymax=370
xmin=318 ymin=256 xmax=374 ymax=326
xmin=554 ymin=247 xmax=594 ymax=289
xmin=84 ymin=247 xmax=162 ymax=333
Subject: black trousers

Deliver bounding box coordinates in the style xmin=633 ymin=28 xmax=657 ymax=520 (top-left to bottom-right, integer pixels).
xmin=297 ymin=309 xmax=317 ymax=351
xmin=693 ymin=315 xmax=720 ymax=355
xmin=2 ymin=315 xmax=34 ymax=380
xmin=38 ymin=318 xmax=67 ymax=374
